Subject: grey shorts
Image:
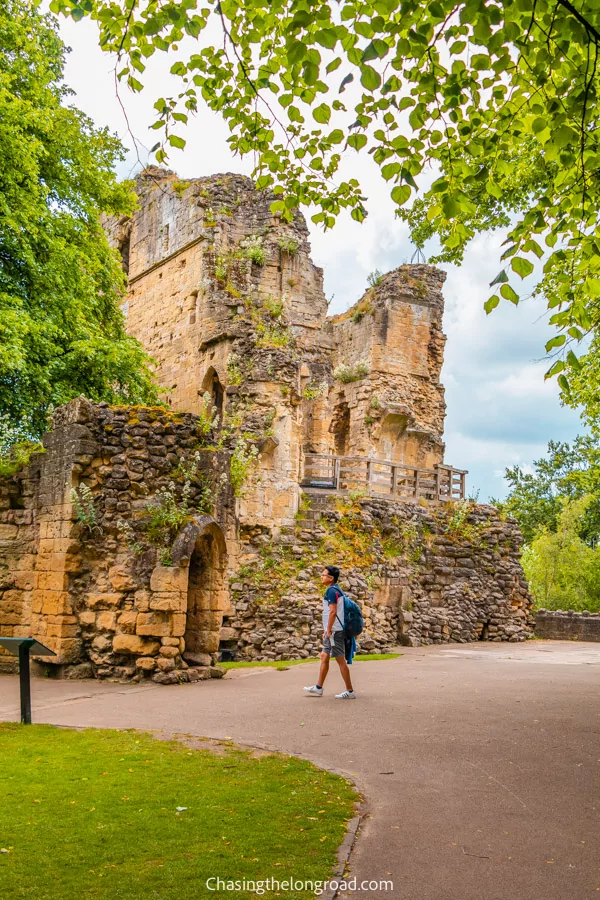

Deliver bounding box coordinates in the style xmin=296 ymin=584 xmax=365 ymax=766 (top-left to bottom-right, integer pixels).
xmin=323 ymin=631 xmax=345 ymax=658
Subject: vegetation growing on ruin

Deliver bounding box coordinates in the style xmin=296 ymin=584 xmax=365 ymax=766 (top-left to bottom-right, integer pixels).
xmin=226 ymin=353 xmax=243 ymax=386
xmin=170 ymin=179 xmax=191 ymax=197
xmin=241 ymin=235 xmax=266 ymax=266
xmin=256 ymin=322 xmax=291 ymax=349
xmin=0 ymin=440 xmax=44 ymax=479
xmin=367 ymin=270 xmax=383 ymax=289
xmin=0 ymin=724 xmax=358 ymax=900
xmin=302 ymin=381 xmax=328 ymax=401
xmin=277 ymin=235 xmax=299 ymax=255
xmin=70 ymin=484 xmax=101 ymax=534
xmin=333 ymin=362 xmax=370 ymax=384
xmin=146 ymin=452 xmax=214 ymax=564
xmin=229 ymin=438 xmax=259 ymax=498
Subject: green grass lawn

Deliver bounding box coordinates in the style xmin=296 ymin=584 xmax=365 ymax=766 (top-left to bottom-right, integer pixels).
xmin=0 ymin=724 xmax=358 ymax=899
xmin=219 ymin=653 xmax=401 ymax=671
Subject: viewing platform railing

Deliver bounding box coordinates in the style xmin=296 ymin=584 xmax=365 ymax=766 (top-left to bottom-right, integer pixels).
xmin=301 ymin=454 xmax=467 ymax=503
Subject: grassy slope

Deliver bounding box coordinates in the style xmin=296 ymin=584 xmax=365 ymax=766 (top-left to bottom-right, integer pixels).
xmin=0 ymin=725 xmax=357 ymax=899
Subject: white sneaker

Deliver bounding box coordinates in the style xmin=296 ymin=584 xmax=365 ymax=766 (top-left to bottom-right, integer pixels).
xmin=335 ymin=690 xmax=356 ymax=699
xmin=304 ymin=685 xmax=323 ymax=696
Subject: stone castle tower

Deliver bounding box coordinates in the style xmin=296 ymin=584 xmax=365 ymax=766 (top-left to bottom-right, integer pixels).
xmin=104 ymin=168 xmax=450 ymax=528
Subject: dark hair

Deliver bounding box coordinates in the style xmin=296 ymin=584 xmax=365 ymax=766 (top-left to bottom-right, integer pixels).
xmin=324 ymin=565 xmax=340 ymax=583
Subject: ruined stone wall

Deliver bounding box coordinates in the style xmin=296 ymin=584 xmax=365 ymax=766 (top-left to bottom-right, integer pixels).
xmin=225 ymin=493 xmax=533 ymax=660
xmin=535 ymin=610 xmax=600 ymax=642
xmin=0 ymin=399 xmax=235 ymax=682
xmin=326 ymin=266 xmax=447 ymax=469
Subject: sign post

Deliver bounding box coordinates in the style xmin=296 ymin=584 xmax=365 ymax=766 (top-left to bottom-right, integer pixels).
xmin=0 ymin=637 xmax=56 ymax=724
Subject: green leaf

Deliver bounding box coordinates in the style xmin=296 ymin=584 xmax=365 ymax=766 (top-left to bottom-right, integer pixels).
xmin=287 ymin=41 xmax=306 ymax=64
xmin=500 ymin=284 xmax=520 ymax=304
xmin=348 ymin=133 xmax=367 ymax=151
xmin=313 ymin=104 xmax=331 ymax=124
xmin=360 ymin=65 xmax=381 ymax=91
xmin=339 ymin=73 xmax=354 ymax=92
xmin=168 ymin=134 xmax=186 ymax=149
xmin=545 ymin=334 xmax=566 ymax=351
xmin=391 ymin=184 xmax=410 ymax=205
xmin=489 ymin=269 xmax=509 ymax=286
xmin=511 ymin=256 xmax=534 ymax=279
xmin=315 ymin=29 xmax=338 ymax=50
xmin=484 ymin=294 xmax=500 ymax=314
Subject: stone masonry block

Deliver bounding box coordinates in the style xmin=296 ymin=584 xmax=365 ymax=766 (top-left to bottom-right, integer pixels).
xmin=136 ymin=612 xmax=171 ymax=637
xmin=117 ymin=611 xmax=138 ymax=634
xmin=87 ymin=592 xmax=124 ymax=609
xmin=171 ymin=613 xmax=187 ymax=637
xmin=150 ymin=565 xmax=189 ymax=594
xmin=113 ymin=634 xmax=160 ymax=656
xmin=149 ymin=592 xmax=186 ymax=612
xmin=108 ymin=565 xmax=137 ymax=592
xmin=96 ymin=611 xmax=117 ymax=632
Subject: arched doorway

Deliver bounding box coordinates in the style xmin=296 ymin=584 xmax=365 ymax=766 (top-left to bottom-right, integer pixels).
xmin=201 ymin=367 xmax=224 ymax=422
xmin=171 ymin=517 xmax=228 ymax=665
xmin=330 ymin=401 xmax=350 ymax=456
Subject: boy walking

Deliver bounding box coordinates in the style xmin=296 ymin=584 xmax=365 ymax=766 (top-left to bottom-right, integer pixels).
xmin=304 ymin=565 xmax=356 ymax=699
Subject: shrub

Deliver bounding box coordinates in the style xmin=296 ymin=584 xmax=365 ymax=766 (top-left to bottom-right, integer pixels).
xmin=243 ymin=235 xmax=266 ymax=266
xmin=256 ymin=322 xmax=291 ymax=348
xmin=197 ymin=392 xmax=219 ymax=436
xmin=277 ymin=235 xmax=299 ymax=254
xmin=333 ymin=362 xmax=370 ymax=383
xmin=226 ymin=354 xmax=243 ymax=386
xmin=230 ymin=438 xmax=259 ymax=497
xmin=302 ymin=381 xmax=328 ymax=401
xmin=70 ymin=484 xmax=101 ymax=534
xmin=367 ymin=269 xmax=383 ymax=288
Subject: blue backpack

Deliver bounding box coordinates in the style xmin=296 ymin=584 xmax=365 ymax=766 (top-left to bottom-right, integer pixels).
xmin=335 ymin=588 xmax=364 ymax=638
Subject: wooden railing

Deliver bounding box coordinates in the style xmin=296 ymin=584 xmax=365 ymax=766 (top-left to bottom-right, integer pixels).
xmin=301 ymin=454 xmax=467 ymax=502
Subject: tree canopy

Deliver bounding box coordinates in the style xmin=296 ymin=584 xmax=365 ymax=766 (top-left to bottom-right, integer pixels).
xmin=52 ymin=0 xmax=600 ymax=399
xmin=0 ymin=0 xmax=157 ymax=442
xmin=495 ymin=434 xmax=600 ymax=546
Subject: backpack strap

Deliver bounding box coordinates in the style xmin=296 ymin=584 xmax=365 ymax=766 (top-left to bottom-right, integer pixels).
xmin=332 ymin=587 xmax=346 ymax=630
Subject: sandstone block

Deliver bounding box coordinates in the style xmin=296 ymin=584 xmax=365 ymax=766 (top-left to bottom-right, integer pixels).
xmin=113 ymin=634 xmax=160 ymax=656
xmin=161 ymin=636 xmax=180 ymax=646
xmin=96 ymin=611 xmax=117 ymax=632
xmin=117 ymin=611 xmax=138 ymax=634
xmin=79 ymin=610 xmax=96 ymax=627
xmin=159 ymin=646 xmax=179 ymax=659
xmin=171 ymin=613 xmax=187 ymax=637
xmin=149 ymin=592 xmax=186 ymax=612
xmin=108 ymin=565 xmax=137 ymax=592
xmin=134 ymin=590 xmax=151 ymax=611
xmin=87 ymin=592 xmax=123 ymax=609
xmin=0 ymin=524 xmax=18 ymax=540
xmin=136 ymin=656 xmax=157 ymax=671
xmin=136 ymin=612 xmax=170 ymax=637
xmin=150 ymin=565 xmax=188 ymax=593
xmin=156 ymin=656 xmax=176 ymax=672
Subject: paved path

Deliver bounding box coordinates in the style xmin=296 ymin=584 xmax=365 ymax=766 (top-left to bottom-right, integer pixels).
xmin=1 ymin=641 xmax=599 ymax=900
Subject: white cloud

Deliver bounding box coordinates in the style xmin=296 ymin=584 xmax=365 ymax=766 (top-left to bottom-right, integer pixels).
xmin=57 ymin=15 xmax=584 ymax=501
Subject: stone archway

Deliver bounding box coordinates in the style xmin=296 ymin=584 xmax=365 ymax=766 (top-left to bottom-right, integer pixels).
xmin=330 ymin=401 xmax=350 ymax=456
xmin=171 ymin=516 xmax=228 ymax=665
xmin=201 ymin=367 xmax=224 ymax=422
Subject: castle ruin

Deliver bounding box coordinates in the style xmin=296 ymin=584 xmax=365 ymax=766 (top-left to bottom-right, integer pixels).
xmin=0 ymin=171 xmax=533 ymax=682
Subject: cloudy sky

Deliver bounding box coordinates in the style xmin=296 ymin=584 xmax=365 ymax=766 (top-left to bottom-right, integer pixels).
xmin=57 ymin=16 xmax=583 ymax=501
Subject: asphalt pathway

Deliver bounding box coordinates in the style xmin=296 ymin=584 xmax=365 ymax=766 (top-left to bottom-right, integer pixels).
xmin=1 ymin=641 xmax=599 ymax=900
